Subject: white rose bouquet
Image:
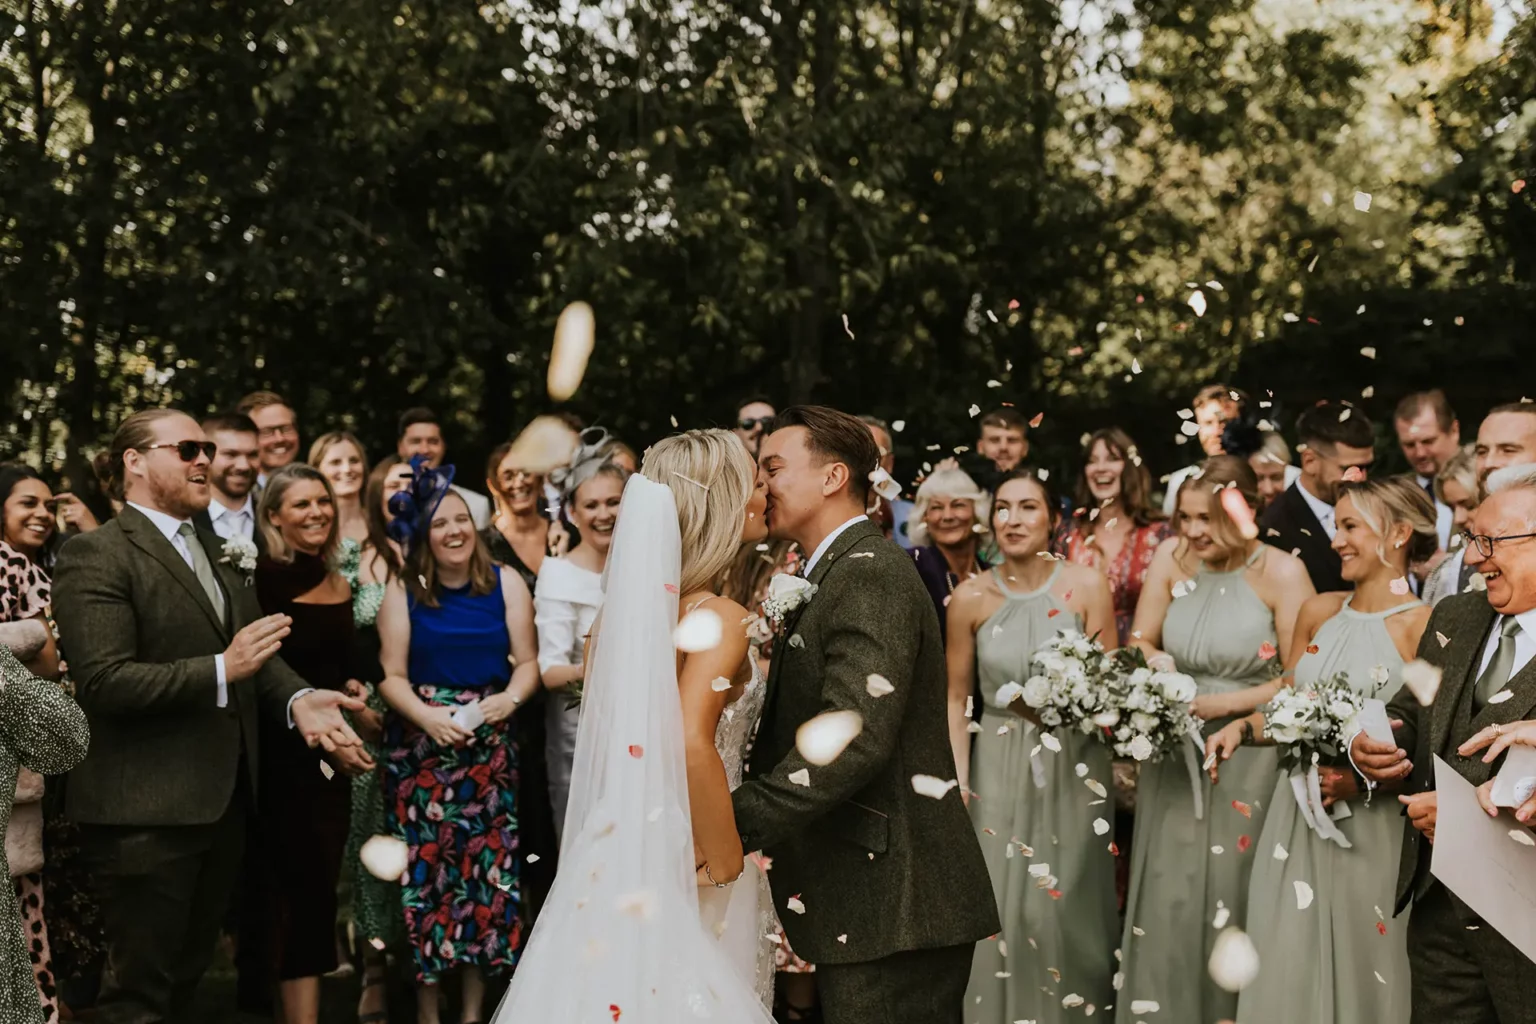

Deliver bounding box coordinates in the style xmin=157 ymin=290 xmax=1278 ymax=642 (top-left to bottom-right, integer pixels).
xmin=1099 ymin=646 xmax=1201 ymax=763
xmin=1262 ymin=672 xmax=1363 ymax=846
xmin=995 ymin=629 xmax=1114 ymax=736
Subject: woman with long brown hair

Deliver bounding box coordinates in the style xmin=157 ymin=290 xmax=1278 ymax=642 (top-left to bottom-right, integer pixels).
xmin=1056 ymin=428 xmax=1170 ymax=646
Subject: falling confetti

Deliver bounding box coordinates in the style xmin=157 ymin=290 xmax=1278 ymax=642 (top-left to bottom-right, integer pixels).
xmin=506 ymin=415 xmax=582 ymax=474
xmin=786 ymin=895 xmax=807 ymax=914
xmin=841 ymin=313 xmax=855 ymax=339
xmin=319 ymin=760 xmax=335 ymax=780
xmin=1029 ymin=412 xmax=1044 ymax=428
xmin=1402 ymin=659 xmax=1443 ymax=706
xmin=1237 ymin=835 xmax=1252 ymax=854
xmin=788 ymin=768 xmax=810 ymax=787
xmin=1436 ymin=632 xmax=1450 ymax=648
xmin=1489 ymin=689 xmax=1514 ymax=705
xmin=609 ymin=1004 xmax=622 ymax=1022
xmin=1306 ymin=644 xmax=1320 ymax=655
xmin=616 ymin=889 xmax=656 ymax=918
xmin=1257 ymin=643 xmax=1277 ymax=661
xmin=1294 ymin=880 xmax=1315 ymax=910
xmin=675 ymin=608 xmax=723 ymax=652
xmin=1377 ymin=921 xmax=1388 ymax=935
xmin=359 ymin=835 xmax=410 ymax=881
xmin=796 ymin=710 xmax=864 ymax=766
xmin=1353 ymin=191 xmax=1373 ymax=211
xmin=710 ymin=676 xmax=732 ymax=692
xmin=1213 ymin=903 xmax=1231 ymax=928
xmin=1085 ymin=778 xmax=1108 ymax=798
xmin=1509 ymin=829 xmax=1535 ymax=847
xmin=1188 ymin=290 xmax=1208 ymax=317
xmin=1390 ymin=577 xmax=1411 ymax=596
xmin=548 ymin=301 xmax=596 ymax=401
xmin=1093 ymin=817 xmax=1110 ymax=836
xmin=1130 ymin=1000 xmax=1161 ymax=1014
xmin=1274 ymin=842 xmax=1290 ymax=861
xmin=891 ymin=419 xmax=906 ymax=432
xmin=1220 ymin=488 xmax=1259 ymax=540
xmin=1209 ymin=927 xmax=1261 ymax=992
xmin=527 ymin=853 xmax=540 ymax=863
xmin=1232 ymin=800 xmax=1253 ymax=818
xmin=911 ymin=774 xmax=959 ymax=799
xmin=1360 ymin=346 xmax=1377 ymax=360
xmin=866 ymin=673 xmax=895 ymax=697
xmin=968 ymin=404 xmax=981 ymax=418
xmin=628 ymin=744 xmax=644 ymax=759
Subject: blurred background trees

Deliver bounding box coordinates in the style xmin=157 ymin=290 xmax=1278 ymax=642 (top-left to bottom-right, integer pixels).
xmin=1 ymin=0 xmax=1531 ymax=496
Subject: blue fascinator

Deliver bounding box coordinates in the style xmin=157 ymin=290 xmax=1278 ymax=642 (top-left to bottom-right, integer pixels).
xmin=387 ymin=455 xmax=456 ymax=552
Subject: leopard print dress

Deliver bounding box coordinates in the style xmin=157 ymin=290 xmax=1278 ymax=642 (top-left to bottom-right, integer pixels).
xmin=0 ymin=541 xmax=60 ymax=1024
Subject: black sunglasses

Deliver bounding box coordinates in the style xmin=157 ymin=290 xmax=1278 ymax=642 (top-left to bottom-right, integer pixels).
xmin=738 ymin=417 xmax=774 ymax=432
xmin=140 ymin=440 xmax=217 ymax=462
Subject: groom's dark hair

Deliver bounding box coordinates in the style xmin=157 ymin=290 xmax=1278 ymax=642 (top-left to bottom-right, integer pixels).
xmin=773 ymin=406 xmax=880 ymax=503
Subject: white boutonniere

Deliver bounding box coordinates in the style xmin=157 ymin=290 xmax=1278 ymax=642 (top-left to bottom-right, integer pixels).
xmin=220 ymin=536 xmax=259 ymax=583
xmin=762 ymin=573 xmax=817 ymax=624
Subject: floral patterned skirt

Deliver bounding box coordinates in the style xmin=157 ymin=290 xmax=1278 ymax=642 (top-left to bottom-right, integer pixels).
xmin=383 ymin=686 xmax=522 ymax=985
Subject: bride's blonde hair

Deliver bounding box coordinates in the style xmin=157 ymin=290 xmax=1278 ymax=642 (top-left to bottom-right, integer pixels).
xmin=641 ymin=429 xmax=756 ymax=596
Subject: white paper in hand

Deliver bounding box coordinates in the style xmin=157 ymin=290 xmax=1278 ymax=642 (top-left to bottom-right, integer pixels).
xmin=1491 ymin=746 xmax=1536 ymax=809
xmin=1357 ymin=699 xmax=1395 ymax=745
xmin=451 ymin=701 xmax=485 ymax=731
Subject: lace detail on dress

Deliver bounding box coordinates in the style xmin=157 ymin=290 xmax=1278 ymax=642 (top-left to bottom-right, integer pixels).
xmin=709 ymin=650 xmax=777 ymax=1006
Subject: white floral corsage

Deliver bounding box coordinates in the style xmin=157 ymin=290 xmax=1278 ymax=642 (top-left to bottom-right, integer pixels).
xmin=762 ymin=573 xmax=817 ymax=624
xmin=220 ymin=536 xmax=259 ymax=583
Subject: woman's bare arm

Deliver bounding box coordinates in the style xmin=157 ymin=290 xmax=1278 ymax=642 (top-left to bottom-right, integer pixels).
xmin=945 ymin=586 xmax=981 ymax=796
xmin=678 ymin=595 xmax=751 ymax=884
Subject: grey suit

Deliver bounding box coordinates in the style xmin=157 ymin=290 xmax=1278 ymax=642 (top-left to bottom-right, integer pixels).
xmin=732 ymin=521 xmax=999 ymax=1024
xmin=51 ymin=506 xmax=310 ymax=1023
xmin=1384 ymin=593 xmax=1536 ymax=1024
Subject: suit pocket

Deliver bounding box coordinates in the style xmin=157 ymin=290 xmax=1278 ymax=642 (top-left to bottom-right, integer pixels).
xmin=827 ymin=799 xmax=889 ymax=854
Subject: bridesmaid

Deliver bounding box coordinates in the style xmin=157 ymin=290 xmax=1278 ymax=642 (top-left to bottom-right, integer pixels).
xmin=379 ymin=480 xmax=539 ymax=1024
xmin=253 ymin=465 xmax=364 ymax=1024
xmin=1205 ymin=477 xmax=1435 ymax=1024
xmin=947 ymin=469 xmax=1119 ymax=1024
xmin=1115 ymin=455 xmax=1313 ymax=1024
xmin=535 ymin=447 xmax=628 ymax=839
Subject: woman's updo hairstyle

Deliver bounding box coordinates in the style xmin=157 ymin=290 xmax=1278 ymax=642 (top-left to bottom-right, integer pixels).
xmin=641 ymin=429 xmax=756 ymax=596
xmin=1337 ymin=476 xmax=1439 ymax=569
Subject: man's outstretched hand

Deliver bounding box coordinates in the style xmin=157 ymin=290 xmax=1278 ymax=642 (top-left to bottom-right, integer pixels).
xmin=293 ymin=689 xmax=375 ymax=775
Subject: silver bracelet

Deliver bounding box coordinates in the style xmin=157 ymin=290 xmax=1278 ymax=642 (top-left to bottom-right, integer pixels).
xmin=703 ymin=864 xmax=730 ymax=888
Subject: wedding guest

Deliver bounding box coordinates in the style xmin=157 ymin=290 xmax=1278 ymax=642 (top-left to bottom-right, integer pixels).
xmin=0 ymin=646 xmax=88 ymax=1024
xmin=1 ymin=540 xmax=64 ymax=1024
xmin=51 ymin=409 xmax=368 ymax=1024
xmin=1 ymin=466 xmax=98 ymax=574
xmin=733 ymin=396 xmax=776 ymax=458
xmin=1395 ymin=389 xmax=1461 ymax=549
xmin=535 ymin=444 xmax=628 ymax=839
xmin=1162 ymin=383 xmax=1247 ymax=515
xmin=197 ymin=413 xmax=262 ymax=549
xmin=91 ymin=453 xmax=125 ymax=518
xmin=1259 ymin=401 xmax=1376 ymax=593
xmin=1435 ymin=444 xmax=1479 ymax=535
xmin=1206 ymin=477 xmax=1435 ymax=1024
xmin=1116 ymin=455 xmax=1313 ymax=1024
xmin=236 ymin=391 xmax=301 ymax=484
xmin=599 ymin=438 xmax=639 ymax=475
xmin=1249 ymin=430 xmax=1296 ymax=512
xmin=378 ymin=474 xmax=539 ymax=1024
xmin=1058 ymin=427 xmax=1171 ymax=646
xmin=341 ymin=457 xmax=411 ymax=1023
xmin=397 ymin=408 xmax=492 ymax=529
xmin=481 ymin=443 xmax=555 ymax=590
xmin=960 ymin=408 xmax=1030 ymax=495
xmin=860 ymin=415 xmax=915 ymax=549
xmin=1352 ymin=463 xmax=1536 ymax=1023
xmin=1422 ymin=404 xmax=1536 ymax=605
xmin=309 ymin=431 xmax=369 ymax=546
xmin=907 ymin=467 xmax=991 ymax=637
xmin=947 ymin=469 xmax=1118 ymax=1024
xmin=251 ymin=465 xmax=362 ymax=1024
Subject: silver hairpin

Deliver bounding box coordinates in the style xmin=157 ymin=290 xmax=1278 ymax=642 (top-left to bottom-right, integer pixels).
xmin=673 ymin=472 xmax=708 ymax=491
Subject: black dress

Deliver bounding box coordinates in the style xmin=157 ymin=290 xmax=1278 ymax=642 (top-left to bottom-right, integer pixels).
xmin=249 ymin=553 xmax=358 ymax=979
xmin=477 ymin=527 xmax=558 ymax=922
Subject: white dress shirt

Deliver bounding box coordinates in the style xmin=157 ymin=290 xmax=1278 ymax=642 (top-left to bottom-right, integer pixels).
xmin=127 ymin=502 xmax=309 ymax=724
xmin=1295 ymin=479 xmax=1337 ymax=540
xmin=1416 ymin=474 xmax=1456 ymax=550
xmin=804 ymin=515 xmax=869 ymax=577
xmin=1476 ymin=607 xmax=1536 ymax=682
xmin=207 ymin=496 xmax=256 ymax=542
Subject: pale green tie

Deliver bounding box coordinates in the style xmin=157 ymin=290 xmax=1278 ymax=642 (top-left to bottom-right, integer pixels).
xmin=177 ymin=522 xmax=227 ymax=626
xmin=1474 ymin=615 xmax=1523 ymax=708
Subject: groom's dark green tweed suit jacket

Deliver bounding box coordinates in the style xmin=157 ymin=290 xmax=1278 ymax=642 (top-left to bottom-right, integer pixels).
xmin=733 ymin=520 xmax=999 ymax=965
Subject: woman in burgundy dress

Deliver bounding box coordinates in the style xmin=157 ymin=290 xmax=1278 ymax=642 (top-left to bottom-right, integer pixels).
xmin=252 ymin=464 xmax=363 ymax=1024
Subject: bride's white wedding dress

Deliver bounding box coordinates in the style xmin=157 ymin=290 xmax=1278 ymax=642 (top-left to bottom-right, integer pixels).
xmin=490 ymin=475 xmax=777 ymax=1023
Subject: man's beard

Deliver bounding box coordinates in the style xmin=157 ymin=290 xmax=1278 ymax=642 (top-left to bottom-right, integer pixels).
xmin=150 ymin=471 xmax=209 ymax=519
xmin=214 ymin=472 xmax=254 ymax=500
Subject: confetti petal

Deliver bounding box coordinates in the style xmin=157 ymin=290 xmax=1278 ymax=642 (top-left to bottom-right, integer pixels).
xmin=547 ymin=301 xmax=596 ymax=401
xmin=609 ymin=1004 xmax=622 ymax=1022
xmin=1209 ymin=927 xmax=1261 ymax=992
xmin=319 ymin=760 xmax=335 ymax=780
xmin=1273 ymin=843 xmax=1289 ymax=861
xmin=1040 ymin=732 xmax=1062 ymax=753
xmin=1221 ymin=487 xmax=1259 ymax=540
xmin=1237 ymin=835 xmax=1252 ymax=853
xmin=786 ymin=895 xmax=807 ymax=914
xmin=628 ymin=744 xmax=644 ymax=759
xmin=710 ymin=676 xmax=732 ymax=692
xmin=1188 ymin=290 xmax=1208 ymax=317
xmin=1232 ymin=800 xmax=1253 ymax=818
xmin=1510 ymin=829 xmax=1536 ymax=846
xmin=911 ymin=774 xmax=959 ymax=799
xmin=1084 ymin=778 xmax=1107 ymax=798
xmin=506 ymin=415 xmax=581 ymax=474
xmin=1353 ymin=190 xmax=1373 ymax=211
xmin=1294 ymin=880 xmax=1315 ymax=910
xmin=1436 ymin=632 xmax=1450 ymax=648
xmin=616 ymin=889 xmax=655 ymax=918
xmin=1390 ymin=577 xmax=1411 ymax=596
xmin=359 ymin=835 xmax=410 ymax=881
xmin=674 ymin=607 xmax=723 ymax=652
xmin=1029 ymin=412 xmax=1044 ymax=429
xmin=795 ymin=710 xmax=864 ymax=766
xmin=1130 ymin=1000 xmax=1161 ymax=1014
xmin=1093 ymin=817 xmax=1110 ymax=836
xmin=1377 ymin=921 xmax=1388 ymax=935
xmin=1488 ymin=689 xmax=1514 ymax=705
xmin=1402 ymin=659 xmax=1443 ymax=706
xmin=788 ymin=768 xmax=810 ymax=787
xmin=1257 ymin=642 xmax=1277 ymax=661
xmin=866 ymin=673 xmax=895 ymax=697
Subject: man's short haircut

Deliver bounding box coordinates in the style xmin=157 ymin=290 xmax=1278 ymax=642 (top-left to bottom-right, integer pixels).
xmin=1295 ymin=401 xmax=1375 ymax=453
xmin=978 ymin=407 xmax=1028 ymax=434
xmin=397 ymin=407 xmax=441 ymax=440
xmin=1394 ymin=389 xmax=1457 ymax=432
xmin=772 ymin=405 xmax=881 ymax=504
xmin=201 ymin=412 xmax=258 ymax=438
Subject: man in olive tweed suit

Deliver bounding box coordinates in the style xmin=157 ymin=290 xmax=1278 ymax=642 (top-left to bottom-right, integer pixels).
xmin=1352 ymin=469 xmax=1536 ymax=1024
xmin=732 ymin=407 xmax=999 ymax=1024
xmin=50 ymin=409 xmax=369 ymax=1024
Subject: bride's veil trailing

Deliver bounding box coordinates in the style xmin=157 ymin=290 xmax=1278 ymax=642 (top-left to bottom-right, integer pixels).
xmin=492 ymin=473 xmax=774 ymax=1023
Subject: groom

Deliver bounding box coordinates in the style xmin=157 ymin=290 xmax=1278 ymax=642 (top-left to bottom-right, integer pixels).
xmin=733 ymin=406 xmax=999 ymax=1024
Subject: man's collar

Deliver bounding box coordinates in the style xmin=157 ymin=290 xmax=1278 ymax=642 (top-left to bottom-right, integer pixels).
xmin=208 ymin=494 xmax=253 ymax=521
xmin=1294 ymin=476 xmax=1334 ymax=521
xmin=804 ymin=514 xmax=869 ymax=577
xmin=125 ymin=501 xmax=190 ymax=542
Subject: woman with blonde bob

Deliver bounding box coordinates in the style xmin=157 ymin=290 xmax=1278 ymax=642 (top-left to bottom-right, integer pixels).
xmin=492 ymin=428 xmax=781 ymax=1021
xmin=1114 ymin=455 xmax=1315 ymax=1024
xmin=907 ymin=466 xmax=991 ymax=637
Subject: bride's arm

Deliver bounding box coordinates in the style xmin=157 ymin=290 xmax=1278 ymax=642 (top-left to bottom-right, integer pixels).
xmin=679 ymin=595 xmax=751 ymax=886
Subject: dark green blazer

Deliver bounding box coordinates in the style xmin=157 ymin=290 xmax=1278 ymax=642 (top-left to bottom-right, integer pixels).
xmin=732 ymin=520 xmax=999 ymax=965
xmin=51 ymin=505 xmax=307 ymax=826
xmin=1387 ymin=592 xmax=1536 ymax=913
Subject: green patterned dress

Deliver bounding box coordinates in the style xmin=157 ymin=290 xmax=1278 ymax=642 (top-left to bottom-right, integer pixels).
xmin=1 ymin=648 xmax=89 ymax=1024
xmin=338 ymin=539 xmax=401 ymax=947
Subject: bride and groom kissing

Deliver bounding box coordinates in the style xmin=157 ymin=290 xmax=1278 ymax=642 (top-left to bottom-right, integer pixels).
xmin=493 ymin=405 xmax=998 ymax=1024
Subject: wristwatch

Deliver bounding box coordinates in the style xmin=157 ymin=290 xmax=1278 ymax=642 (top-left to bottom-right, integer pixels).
xmin=1239 ymin=720 xmax=1253 ymax=745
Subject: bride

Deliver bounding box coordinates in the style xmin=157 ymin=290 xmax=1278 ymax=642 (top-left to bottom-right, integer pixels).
xmin=491 ymin=429 xmax=778 ymax=1022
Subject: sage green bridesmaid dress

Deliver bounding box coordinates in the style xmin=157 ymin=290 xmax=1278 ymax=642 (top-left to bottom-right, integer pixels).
xmin=965 ymin=566 xmax=1119 ymax=1024
xmin=1235 ymin=598 xmax=1417 ymax=1024
xmin=1116 ymin=547 xmax=1279 ymax=1024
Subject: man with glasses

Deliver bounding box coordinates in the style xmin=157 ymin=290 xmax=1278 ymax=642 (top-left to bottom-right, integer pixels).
xmin=49 ymin=409 xmax=370 ymax=1024
xmin=1350 ymin=462 xmax=1536 ymax=1023
xmin=1259 ymin=400 xmax=1376 ymax=592
xmin=733 ymin=396 xmax=776 ymax=459
xmin=1423 ymin=402 xmax=1536 ymax=606
xmin=235 ymin=390 xmax=300 ymax=487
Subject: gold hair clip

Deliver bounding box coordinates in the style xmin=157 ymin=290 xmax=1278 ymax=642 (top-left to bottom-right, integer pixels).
xmin=673 ymin=472 xmax=708 ymax=491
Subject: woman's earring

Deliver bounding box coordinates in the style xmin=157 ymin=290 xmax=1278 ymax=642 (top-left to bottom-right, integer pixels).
xmin=1395 ymin=539 xmax=1405 ymax=549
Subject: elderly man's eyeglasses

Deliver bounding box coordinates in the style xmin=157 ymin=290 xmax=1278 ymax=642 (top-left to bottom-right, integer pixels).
xmin=1461 ymin=529 xmax=1536 ymax=558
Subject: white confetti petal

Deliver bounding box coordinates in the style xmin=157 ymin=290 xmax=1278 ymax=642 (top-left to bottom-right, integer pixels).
xmin=1294 ymin=880 xmax=1315 ymax=910
xmin=1188 ymin=290 xmax=1208 ymax=317
xmin=891 ymin=420 xmax=905 ymax=433
xmin=1375 ymin=971 xmax=1387 ymax=985
xmin=795 ymin=710 xmax=864 ymax=766
xmin=1353 ymin=190 xmax=1373 ymax=211
xmin=359 ymin=835 xmax=410 ymax=881
xmin=1084 ymin=778 xmax=1107 ymax=799
xmin=1213 ymin=904 xmax=1230 ymax=929
xmin=836 ymin=933 xmax=847 ymax=943
xmin=866 ymin=673 xmax=895 ymax=697
xmin=911 ymin=774 xmax=959 ymax=799
xmin=1489 ymin=689 xmax=1514 ymax=705
xmin=1402 ymin=659 xmax=1443 ymax=706
xmin=1062 ymin=994 xmax=1085 ymax=1008
xmin=788 ymin=768 xmax=811 ymax=787
xmin=547 ymin=301 xmax=596 ymax=401
xmin=1510 ymin=829 xmax=1536 ymax=847
xmin=1075 ymin=762 xmax=1089 ymax=777
xmin=1208 ymin=927 xmax=1260 ymax=992
xmin=319 ymin=760 xmax=335 ymax=780
xmin=786 ymin=895 xmax=806 ymax=915
xmin=1040 ymin=732 xmax=1062 ymax=753
xmin=1093 ymin=818 xmax=1110 ymax=836
xmin=1273 ymin=843 xmax=1289 ymax=861
xmin=1130 ymin=1000 xmax=1161 ymax=1014
xmin=505 ymin=415 xmax=582 ymax=474
xmin=527 ymin=853 xmax=541 ymax=864
xmin=710 ymin=676 xmax=732 ymax=692
xmin=674 ymin=608 xmax=723 ymax=652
